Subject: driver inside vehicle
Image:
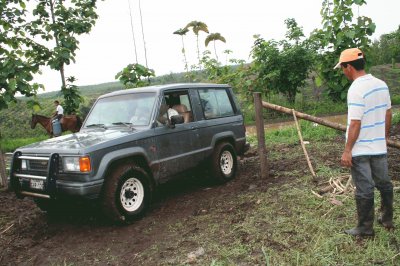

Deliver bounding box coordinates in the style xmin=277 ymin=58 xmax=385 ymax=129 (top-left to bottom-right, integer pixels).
xmin=157 ymin=95 xmax=185 ymax=126
xmin=130 ymin=106 xmax=150 ymax=125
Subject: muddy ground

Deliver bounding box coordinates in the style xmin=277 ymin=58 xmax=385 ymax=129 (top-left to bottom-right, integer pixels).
xmin=1 ymin=131 xmax=399 ymax=265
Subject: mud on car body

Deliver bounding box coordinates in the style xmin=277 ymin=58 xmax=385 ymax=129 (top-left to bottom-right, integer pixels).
xmin=10 ymin=83 xmax=248 ymax=223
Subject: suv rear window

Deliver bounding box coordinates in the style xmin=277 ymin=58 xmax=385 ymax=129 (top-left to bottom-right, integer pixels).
xmin=198 ymin=88 xmax=234 ymax=119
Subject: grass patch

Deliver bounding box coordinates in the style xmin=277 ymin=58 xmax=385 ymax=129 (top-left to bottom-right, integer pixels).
xmin=0 ymin=136 xmax=47 ymax=152
xmin=392 ymin=95 xmax=400 ymax=105
xmin=393 ymin=110 xmax=400 ymax=125
xmin=247 ymin=120 xmax=342 ymax=147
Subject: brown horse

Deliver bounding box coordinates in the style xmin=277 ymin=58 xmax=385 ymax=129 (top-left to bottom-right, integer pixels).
xmin=31 ymin=114 xmax=82 ymax=136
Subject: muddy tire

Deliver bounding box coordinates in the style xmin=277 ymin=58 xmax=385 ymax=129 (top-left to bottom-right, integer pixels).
xmin=101 ymin=163 xmax=152 ymax=223
xmin=211 ymin=142 xmax=237 ymax=184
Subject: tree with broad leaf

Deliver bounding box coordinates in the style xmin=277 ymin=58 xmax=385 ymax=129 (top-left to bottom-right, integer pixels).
xmin=62 ymin=76 xmax=84 ymax=115
xmin=368 ymin=25 xmax=400 ymax=68
xmin=0 ymin=0 xmax=47 ymax=111
xmin=251 ymin=18 xmax=312 ymax=104
xmin=309 ymin=0 xmax=375 ymax=101
xmin=28 ymin=0 xmax=101 ymax=113
xmin=1 ymin=0 xmax=101 ymax=115
xmin=205 ymin=33 xmax=226 ymax=62
xmin=115 ymin=63 xmax=155 ymax=89
xmin=184 ymin=21 xmax=209 ymax=68
xmin=173 ymin=28 xmax=190 ymax=74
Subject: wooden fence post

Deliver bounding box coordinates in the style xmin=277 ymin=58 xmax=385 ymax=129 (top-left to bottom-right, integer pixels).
xmin=0 ymin=151 xmax=7 ymax=188
xmin=253 ymin=92 xmax=268 ymax=179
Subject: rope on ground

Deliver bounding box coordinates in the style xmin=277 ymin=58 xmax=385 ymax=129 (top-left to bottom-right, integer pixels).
xmin=311 ymin=175 xmax=354 ymax=218
xmin=316 ymin=175 xmax=354 ymax=196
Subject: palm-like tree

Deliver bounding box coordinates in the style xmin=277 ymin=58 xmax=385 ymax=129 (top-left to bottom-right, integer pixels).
xmin=184 ymin=21 xmax=209 ymax=68
xmin=173 ymin=28 xmax=189 ymax=73
xmin=205 ymin=33 xmax=226 ymax=62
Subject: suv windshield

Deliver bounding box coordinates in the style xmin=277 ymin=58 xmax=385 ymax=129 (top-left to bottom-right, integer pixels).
xmin=84 ymin=92 xmax=156 ymax=128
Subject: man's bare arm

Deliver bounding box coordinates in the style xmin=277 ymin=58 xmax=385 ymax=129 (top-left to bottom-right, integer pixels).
xmin=341 ymin=119 xmax=361 ymax=168
xmin=385 ymin=108 xmax=392 ymax=140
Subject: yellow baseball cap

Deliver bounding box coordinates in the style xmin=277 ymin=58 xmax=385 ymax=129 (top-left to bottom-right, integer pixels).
xmin=333 ymin=48 xmax=364 ymax=69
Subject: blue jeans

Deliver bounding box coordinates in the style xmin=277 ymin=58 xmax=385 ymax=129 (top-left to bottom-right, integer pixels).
xmin=351 ymin=154 xmax=393 ymax=199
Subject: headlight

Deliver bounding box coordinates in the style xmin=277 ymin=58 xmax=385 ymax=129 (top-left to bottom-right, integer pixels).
xmin=21 ymin=160 xmax=27 ymax=170
xmin=62 ymin=156 xmax=91 ymax=172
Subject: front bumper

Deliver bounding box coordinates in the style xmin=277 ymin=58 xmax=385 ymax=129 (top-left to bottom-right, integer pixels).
xmin=10 ymin=152 xmax=103 ymax=200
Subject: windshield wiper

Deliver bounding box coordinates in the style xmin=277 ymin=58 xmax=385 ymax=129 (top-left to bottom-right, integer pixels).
xmin=85 ymin=123 xmax=107 ymax=129
xmin=112 ymin=122 xmax=135 ymax=130
xmin=112 ymin=122 xmax=133 ymax=126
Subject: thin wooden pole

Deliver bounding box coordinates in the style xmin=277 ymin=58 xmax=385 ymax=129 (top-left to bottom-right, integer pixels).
xmin=292 ymin=109 xmax=316 ymax=179
xmin=0 ymin=152 xmax=7 ymax=188
xmin=253 ymin=92 xmax=268 ymax=178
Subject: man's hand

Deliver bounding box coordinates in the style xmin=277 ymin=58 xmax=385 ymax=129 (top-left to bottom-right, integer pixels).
xmin=341 ymin=119 xmax=360 ymax=168
xmin=341 ymin=150 xmax=352 ymax=168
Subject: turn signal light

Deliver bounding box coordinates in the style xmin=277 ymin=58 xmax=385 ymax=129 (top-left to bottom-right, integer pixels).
xmin=79 ymin=156 xmax=91 ymax=172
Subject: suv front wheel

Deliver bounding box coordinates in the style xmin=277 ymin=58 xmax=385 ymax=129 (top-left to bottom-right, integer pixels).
xmin=102 ymin=163 xmax=152 ymax=223
xmin=211 ymin=142 xmax=237 ymax=183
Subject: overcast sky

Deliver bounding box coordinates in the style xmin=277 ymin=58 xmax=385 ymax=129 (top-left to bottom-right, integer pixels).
xmin=33 ymin=0 xmax=400 ymax=93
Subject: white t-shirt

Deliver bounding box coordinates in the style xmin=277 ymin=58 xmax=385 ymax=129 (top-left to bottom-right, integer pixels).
xmin=56 ymin=105 xmax=64 ymax=115
xmin=167 ymin=108 xmax=179 ymax=119
xmin=346 ymin=74 xmax=391 ymax=157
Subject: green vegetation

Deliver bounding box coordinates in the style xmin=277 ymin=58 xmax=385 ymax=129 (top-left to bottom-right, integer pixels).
xmin=205 ymin=32 xmax=226 ymax=62
xmin=393 ymin=110 xmax=400 ymax=125
xmin=0 ymin=0 xmax=100 ymax=113
xmin=251 ymin=19 xmax=313 ymax=104
xmin=184 ymin=20 xmax=209 ymax=68
xmin=369 ymin=26 xmax=400 ymax=67
xmin=247 ymin=120 xmax=342 ymax=147
xmin=0 ymin=137 xmax=47 ymax=153
xmin=173 ymin=28 xmax=190 ymax=74
xmin=115 ymin=63 xmax=155 ymax=88
xmin=310 ymin=0 xmax=376 ymax=101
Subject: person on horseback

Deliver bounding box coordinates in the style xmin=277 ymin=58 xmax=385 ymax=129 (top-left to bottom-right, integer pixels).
xmin=52 ymin=100 xmax=64 ymax=121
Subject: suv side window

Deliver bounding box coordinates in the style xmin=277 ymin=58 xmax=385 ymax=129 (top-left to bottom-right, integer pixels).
xmin=156 ymin=90 xmax=194 ymax=126
xmin=198 ymin=88 xmax=234 ymax=119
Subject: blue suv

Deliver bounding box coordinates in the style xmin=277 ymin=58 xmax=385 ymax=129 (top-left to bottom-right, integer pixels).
xmin=10 ymin=83 xmax=248 ymax=222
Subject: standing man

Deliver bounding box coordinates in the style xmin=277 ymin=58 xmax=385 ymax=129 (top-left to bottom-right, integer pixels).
xmin=335 ymin=48 xmax=394 ymax=236
xmin=52 ymin=100 xmax=64 ymax=121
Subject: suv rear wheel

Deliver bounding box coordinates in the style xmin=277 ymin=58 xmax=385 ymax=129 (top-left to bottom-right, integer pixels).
xmin=211 ymin=142 xmax=237 ymax=183
xmin=102 ymin=163 xmax=152 ymax=223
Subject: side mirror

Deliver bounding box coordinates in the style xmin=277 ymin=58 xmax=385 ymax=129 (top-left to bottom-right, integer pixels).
xmin=169 ymin=115 xmax=184 ymax=128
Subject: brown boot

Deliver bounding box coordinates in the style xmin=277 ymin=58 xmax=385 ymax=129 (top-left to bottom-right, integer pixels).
xmin=378 ymin=190 xmax=395 ymax=230
xmin=345 ymin=197 xmax=375 ymax=237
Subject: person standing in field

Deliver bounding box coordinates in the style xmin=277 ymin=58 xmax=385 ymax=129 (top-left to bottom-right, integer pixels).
xmin=52 ymin=100 xmax=64 ymax=121
xmin=336 ymin=48 xmax=394 ymax=236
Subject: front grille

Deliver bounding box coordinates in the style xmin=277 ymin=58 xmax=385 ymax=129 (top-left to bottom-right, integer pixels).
xmin=29 ymin=160 xmax=48 ymax=171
